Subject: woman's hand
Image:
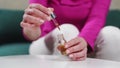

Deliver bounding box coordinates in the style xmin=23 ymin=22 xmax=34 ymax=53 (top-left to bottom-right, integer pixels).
xmin=20 ymin=3 xmax=53 ymax=40
xmin=65 ymin=37 xmax=88 ymax=61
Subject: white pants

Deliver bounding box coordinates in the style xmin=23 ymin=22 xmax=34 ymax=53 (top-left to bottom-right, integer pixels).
xmin=95 ymin=26 xmax=120 ymax=61
xmin=29 ymin=24 xmax=79 ymax=55
xmin=29 ymin=24 xmax=120 ymax=61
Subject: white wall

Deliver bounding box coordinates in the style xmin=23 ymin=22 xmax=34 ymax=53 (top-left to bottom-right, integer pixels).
xmin=110 ymin=0 xmax=120 ymax=10
xmin=0 ymin=0 xmax=120 ymax=10
xmin=0 ymin=0 xmax=28 ymax=10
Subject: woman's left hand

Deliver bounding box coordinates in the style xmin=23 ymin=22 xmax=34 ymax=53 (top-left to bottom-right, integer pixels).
xmin=65 ymin=37 xmax=88 ymax=61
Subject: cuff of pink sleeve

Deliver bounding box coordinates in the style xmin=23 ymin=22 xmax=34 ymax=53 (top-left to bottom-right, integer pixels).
xmin=78 ymin=33 xmax=94 ymax=52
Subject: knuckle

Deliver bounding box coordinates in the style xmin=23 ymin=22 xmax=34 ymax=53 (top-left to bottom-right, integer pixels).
xmin=23 ymin=14 xmax=28 ymax=19
xmin=26 ymin=8 xmax=34 ymax=14
xmin=29 ymin=4 xmax=32 ymax=8
xmin=73 ymin=44 xmax=81 ymax=51
xmin=73 ymin=53 xmax=77 ymax=58
xmin=43 ymin=15 xmax=49 ymax=20
xmin=29 ymin=9 xmax=34 ymax=14
xmin=31 ymin=8 xmax=35 ymax=12
xmin=29 ymin=4 xmax=35 ymax=9
xmin=30 ymin=3 xmax=41 ymax=8
xmin=69 ymin=48 xmax=74 ymax=53
xmin=73 ymin=54 xmax=76 ymax=58
xmin=77 ymin=44 xmax=81 ymax=49
xmin=36 ymin=18 xmax=39 ymax=21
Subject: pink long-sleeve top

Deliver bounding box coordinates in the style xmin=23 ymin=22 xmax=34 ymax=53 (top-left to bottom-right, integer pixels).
xmin=29 ymin=0 xmax=111 ymax=50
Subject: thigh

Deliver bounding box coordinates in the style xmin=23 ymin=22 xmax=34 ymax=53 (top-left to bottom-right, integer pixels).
xmin=95 ymin=26 xmax=120 ymax=61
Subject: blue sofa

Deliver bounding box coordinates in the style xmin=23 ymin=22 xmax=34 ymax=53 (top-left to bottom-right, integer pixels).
xmin=0 ymin=9 xmax=30 ymax=56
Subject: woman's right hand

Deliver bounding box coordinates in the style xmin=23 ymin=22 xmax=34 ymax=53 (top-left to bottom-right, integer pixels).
xmin=20 ymin=3 xmax=53 ymax=41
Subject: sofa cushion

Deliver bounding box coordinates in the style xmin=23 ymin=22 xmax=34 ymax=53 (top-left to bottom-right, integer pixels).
xmin=106 ymin=10 xmax=120 ymax=28
xmin=0 ymin=43 xmax=30 ymax=56
xmin=0 ymin=9 xmax=29 ymax=44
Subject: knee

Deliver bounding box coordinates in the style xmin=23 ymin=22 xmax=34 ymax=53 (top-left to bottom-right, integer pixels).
xmin=101 ymin=26 xmax=119 ymax=35
xmin=58 ymin=24 xmax=79 ymax=41
xmin=96 ymin=26 xmax=120 ymax=48
xmin=95 ymin=26 xmax=120 ymax=61
xmin=59 ymin=24 xmax=79 ymax=35
xmin=101 ymin=26 xmax=120 ymax=45
xmin=98 ymin=26 xmax=120 ymax=40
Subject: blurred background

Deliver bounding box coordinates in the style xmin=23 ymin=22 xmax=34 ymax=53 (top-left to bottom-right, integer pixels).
xmin=110 ymin=0 xmax=120 ymax=10
xmin=0 ymin=0 xmax=120 ymax=10
xmin=0 ymin=0 xmax=28 ymax=10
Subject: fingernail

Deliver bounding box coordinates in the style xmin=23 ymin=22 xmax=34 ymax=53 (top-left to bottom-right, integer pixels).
xmin=39 ymin=20 xmax=44 ymax=23
xmin=47 ymin=8 xmax=52 ymax=14
xmin=66 ymin=50 xmax=70 ymax=54
xmin=69 ymin=54 xmax=73 ymax=58
xmin=47 ymin=17 xmax=51 ymax=21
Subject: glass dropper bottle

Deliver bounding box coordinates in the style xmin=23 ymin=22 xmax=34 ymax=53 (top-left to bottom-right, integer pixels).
xmin=50 ymin=12 xmax=67 ymax=55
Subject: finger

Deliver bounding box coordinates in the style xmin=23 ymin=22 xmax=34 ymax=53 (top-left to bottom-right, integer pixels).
xmin=29 ymin=3 xmax=50 ymax=15
xmin=23 ymin=14 xmax=44 ymax=26
xmin=20 ymin=21 xmax=27 ymax=28
xmin=20 ymin=21 xmax=35 ymax=28
xmin=24 ymin=8 xmax=33 ymax=15
xmin=75 ymin=55 xmax=87 ymax=61
xmin=65 ymin=37 xmax=81 ymax=48
xmin=66 ymin=43 xmax=86 ymax=54
xmin=48 ymin=7 xmax=54 ymax=12
xmin=68 ymin=48 xmax=87 ymax=59
xmin=48 ymin=8 xmax=54 ymax=14
xmin=25 ymin=8 xmax=51 ymax=21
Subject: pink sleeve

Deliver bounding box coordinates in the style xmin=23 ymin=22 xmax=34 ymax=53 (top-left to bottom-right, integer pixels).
xmin=29 ymin=0 xmax=48 ymax=6
xmin=79 ymin=0 xmax=111 ymax=50
xmin=40 ymin=21 xmax=55 ymax=37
